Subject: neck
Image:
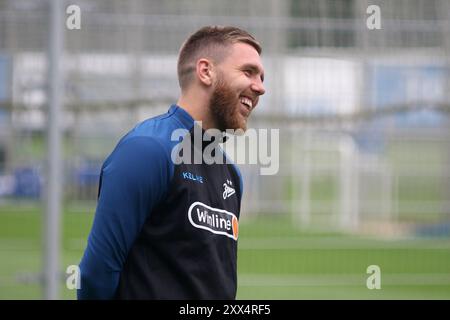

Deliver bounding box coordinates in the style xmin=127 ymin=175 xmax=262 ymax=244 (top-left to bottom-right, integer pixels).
xmin=177 ymin=88 xmax=217 ymax=130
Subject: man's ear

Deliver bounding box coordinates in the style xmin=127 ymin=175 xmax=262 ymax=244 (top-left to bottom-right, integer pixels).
xmin=196 ymin=58 xmax=214 ymax=87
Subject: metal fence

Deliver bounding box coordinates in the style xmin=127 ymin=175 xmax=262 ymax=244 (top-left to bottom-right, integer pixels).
xmin=0 ymin=0 xmax=449 ymax=299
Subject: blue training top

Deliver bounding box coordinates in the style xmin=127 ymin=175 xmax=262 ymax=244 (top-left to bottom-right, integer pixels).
xmin=78 ymin=105 xmax=243 ymax=299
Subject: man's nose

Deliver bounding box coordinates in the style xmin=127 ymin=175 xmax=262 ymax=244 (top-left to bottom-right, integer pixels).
xmin=251 ymin=78 xmax=265 ymax=96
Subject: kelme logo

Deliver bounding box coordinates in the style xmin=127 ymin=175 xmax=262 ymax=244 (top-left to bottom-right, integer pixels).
xmin=188 ymin=202 xmax=238 ymax=240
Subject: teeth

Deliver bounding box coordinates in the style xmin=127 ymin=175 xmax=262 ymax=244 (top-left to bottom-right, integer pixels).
xmin=240 ymin=97 xmax=253 ymax=110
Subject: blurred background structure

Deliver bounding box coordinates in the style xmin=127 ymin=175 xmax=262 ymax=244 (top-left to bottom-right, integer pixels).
xmin=0 ymin=0 xmax=449 ymax=299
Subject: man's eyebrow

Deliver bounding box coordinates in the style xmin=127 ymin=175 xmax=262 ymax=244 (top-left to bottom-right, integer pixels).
xmin=241 ymin=64 xmax=265 ymax=82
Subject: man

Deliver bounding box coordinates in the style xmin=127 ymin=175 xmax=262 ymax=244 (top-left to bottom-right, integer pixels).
xmin=78 ymin=25 xmax=265 ymax=299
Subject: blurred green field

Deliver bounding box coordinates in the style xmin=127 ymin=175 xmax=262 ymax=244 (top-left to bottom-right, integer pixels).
xmin=0 ymin=203 xmax=450 ymax=299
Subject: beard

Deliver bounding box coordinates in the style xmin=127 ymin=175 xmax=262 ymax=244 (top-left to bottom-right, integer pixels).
xmin=209 ymin=75 xmax=247 ymax=132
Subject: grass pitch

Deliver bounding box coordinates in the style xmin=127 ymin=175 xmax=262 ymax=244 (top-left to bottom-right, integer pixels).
xmin=0 ymin=203 xmax=449 ymax=299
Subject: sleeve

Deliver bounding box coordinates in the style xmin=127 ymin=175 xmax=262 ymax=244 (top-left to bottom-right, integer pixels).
xmin=77 ymin=136 xmax=173 ymax=300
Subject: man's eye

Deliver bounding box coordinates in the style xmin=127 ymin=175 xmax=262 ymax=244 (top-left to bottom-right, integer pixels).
xmin=244 ymin=70 xmax=251 ymax=76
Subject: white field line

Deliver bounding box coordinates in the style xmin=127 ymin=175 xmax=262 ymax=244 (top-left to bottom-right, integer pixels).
xmin=59 ymin=237 xmax=450 ymax=251
xmin=1 ymin=237 xmax=450 ymax=251
xmin=238 ymin=237 xmax=450 ymax=250
xmin=238 ymin=274 xmax=450 ymax=287
xmin=1 ymin=273 xmax=449 ymax=288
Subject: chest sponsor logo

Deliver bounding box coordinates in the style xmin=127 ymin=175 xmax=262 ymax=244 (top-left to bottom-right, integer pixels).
xmin=188 ymin=201 xmax=238 ymax=240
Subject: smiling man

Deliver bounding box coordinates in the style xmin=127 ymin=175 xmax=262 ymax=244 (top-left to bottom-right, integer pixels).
xmin=78 ymin=26 xmax=265 ymax=300
xmin=177 ymin=29 xmax=265 ymax=132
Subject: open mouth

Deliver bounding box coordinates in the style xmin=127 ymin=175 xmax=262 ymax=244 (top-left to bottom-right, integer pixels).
xmin=239 ymin=96 xmax=253 ymax=112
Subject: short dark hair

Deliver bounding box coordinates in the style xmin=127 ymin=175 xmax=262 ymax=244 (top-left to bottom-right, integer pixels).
xmin=177 ymin=26 xmax=262 ymax=90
